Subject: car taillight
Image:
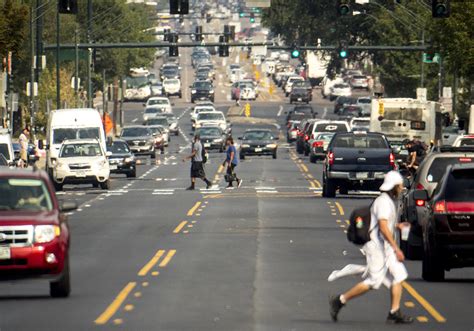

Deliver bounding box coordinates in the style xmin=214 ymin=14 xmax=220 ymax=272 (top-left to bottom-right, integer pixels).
xmin=415 ymin=199 xmax=425 ymax=207
xmin=312 ymin=141 xmax=324 ymax=147
xmin=459 ymin=157 xmax=472 ymax=163
xmin=389 ymin=153 xmax=395 ymax=168
xmin=416 ymin=183 xmax=425 ymax=190
xmin=434 ymin=200 xmax=446 ymax=214
xmin=304 ymin=134 xmax=309 ymax=141
xmin=328 ymin=152 xmax=334 ymax=166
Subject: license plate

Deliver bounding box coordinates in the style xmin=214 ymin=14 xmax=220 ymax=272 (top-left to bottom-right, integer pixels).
xmin=356 ymin=172 xmax=368 ymax=180
xmin=255 ymin=148 xmax=262 ymax=152
xmin=109 ymin=165 xmax=117 ymax=170
xmin=76 ymin=171 xmax=86 ymax=177
xmin=0 ymin=246 xmax=11 ymax=260
xmin=204 ymin=143 xmax=211 ymax=148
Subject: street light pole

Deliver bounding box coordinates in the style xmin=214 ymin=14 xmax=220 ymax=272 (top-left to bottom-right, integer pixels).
xmin=56 ymin=0 xmax=60 ymax=109
xmin=30 ymin=1 xmax=35 ymax=134
xmin=87 ymin=0 xmax=93 ymax=108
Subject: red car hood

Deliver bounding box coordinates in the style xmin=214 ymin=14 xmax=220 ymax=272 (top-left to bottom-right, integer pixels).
xmin=0 ymin=210 xmax=60 ymax=226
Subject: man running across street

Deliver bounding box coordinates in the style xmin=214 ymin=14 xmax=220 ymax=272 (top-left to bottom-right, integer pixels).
xmin=329 ymin=171 xmax=414 ymax=324
xmin=183 ymin=134 xmax=212 ymax=190
xmin=222 ymin=137 xmax=242 ymax=189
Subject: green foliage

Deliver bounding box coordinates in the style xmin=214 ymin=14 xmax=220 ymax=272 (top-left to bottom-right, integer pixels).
xmin=262 ymin=0 xmax=474 ymax=105
xmin=0 ymin=0 xmax=29 ymax=59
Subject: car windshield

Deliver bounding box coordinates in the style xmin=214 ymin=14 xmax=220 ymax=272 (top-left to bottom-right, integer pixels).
xmin=244 ymin=131 xmax=273 ymax=140
xmin=427 ymin=157 xmax=474 ymax=183
xmin=162 ymin=114 xmax=176 ymax=121
xmin=145 ymin=107 xmax=164 ymax=114
xmin=316 ymin=133 xmax=335 ymax=141
xmin=314 ymin=123 xmax=348 ymax=133
xmin=194 ymin=81 xmax=212 ymax=89
xmin=445 ymin=169 xmax=474 ymax=201
xmin=121 ymin=127 xmax=151 ymax=137
xmin=198 ymin=113 xmax=224 ymax=121
xmin=0 ymin=144 xmax=11 ymax=161
xmin=357 ymin=98 xmax=371 ymax=104
xmin=60 ymin=143 xmax=102 ymax=157
xmin=0 ymin=178 xmax=53 ymax=212
xmin=293 ymin=106 xmax=313 ymax=114
xmin=148 ymin=127 xmax=163 ymax=135
xmin=148 ymin=99 xmax=169 ymax=105
xmin=107 ymin=142 xmax=130 ymax=154
xmin=164 ymin=79 xmax=179 ymax=85
xmin=289 ymin=113 xmax=308 ymax=121
xmin=333 ymin=134 xmax=387 ymax=148
xmin=352 ymin=120 xmax=370 ymax=127
xmin=146 ymin=118 xmax=169 ymax=126
xmin=353 ymin=75 xmax=367 ymax=80
xmin=53 ymin=127 xmax=100 ymax=145
xmin=292 ymin=88 xmax=307 ymax=94
xmin=197 ymin=127 xmax=222 ymax=136
xmin=334 ymin=84 xmax=349 ymax=88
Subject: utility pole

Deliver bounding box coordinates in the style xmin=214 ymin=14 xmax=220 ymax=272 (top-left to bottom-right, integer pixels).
xmin=74 ymin=26 xmax=79 ymax=105
xmin=56 ymin=0 xmax=60 ymax=109
xmin=30 ymin=1 xmax=36 ymax=135
xmin=87 ymin=0 xmax=93 ymax=108
xmin=35 ymin=0 xmax=43 ymax=82
xmin=420 ymin=29 xmax=425 ymax=88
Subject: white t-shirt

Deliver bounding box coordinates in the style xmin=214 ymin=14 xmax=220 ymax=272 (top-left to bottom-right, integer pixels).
xmin=369 ymin=192 xmax=398 ymax=254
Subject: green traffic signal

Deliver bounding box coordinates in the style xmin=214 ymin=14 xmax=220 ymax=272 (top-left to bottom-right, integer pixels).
xmin=291 ymin=49 xmax=300 ymax=58
xmin=239 ymin=12 xmax=245 ymax=17
xmin=339 ymin=50 xmax=347 ymax=58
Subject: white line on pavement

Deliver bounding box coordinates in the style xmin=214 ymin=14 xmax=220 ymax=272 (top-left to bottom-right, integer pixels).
xmin=132 ymin=118 xmax=138 ymax=123
xmin=277 ymin=105 xmax=283 ymax=117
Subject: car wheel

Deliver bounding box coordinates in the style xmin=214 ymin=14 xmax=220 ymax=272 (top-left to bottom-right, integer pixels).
xmin=422 ymin=228 xmax=445 ymax=281
xmin=323 ymin=179 xmax=336 ymax=198
xmin=339 ymin=186 xmax=348 ymax=195
xmin=272 ymin=151 xmax=277 ymax=159
xmin=150 ymin=148 xmax=156 ymax=159
xmin=127 ymin=169 xmax=137 ymax=178
xmin=92 ymin=182 xmax=99 ymax=188
xmin=304 ymin=148 xmax=309 ymax=156
xmin=296 ymin=144 xmax=303 ymax=154
xmin=400 ymin=232 xmax=423 ymax=260
xmin=50 ymin=256 xmax=71 ymax=298
xmin=309 ymin=154 xmax=317 ymax=163
xmin=100 ymin=179 xmax=111 ymax=190
xmin=240 ymin=153 xmax=245 ymax=160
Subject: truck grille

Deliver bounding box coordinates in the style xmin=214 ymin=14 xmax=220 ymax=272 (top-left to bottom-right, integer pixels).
xmin=0 ymin=226 xmax=34 ymax=247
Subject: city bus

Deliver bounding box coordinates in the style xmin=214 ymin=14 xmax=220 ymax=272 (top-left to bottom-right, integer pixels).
xmin=369 ymin=98 xmax=444 ymax=144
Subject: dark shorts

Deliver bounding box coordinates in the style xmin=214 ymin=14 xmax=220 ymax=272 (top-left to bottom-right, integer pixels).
xmin=191 ymin=161 xmax=205 ymax=178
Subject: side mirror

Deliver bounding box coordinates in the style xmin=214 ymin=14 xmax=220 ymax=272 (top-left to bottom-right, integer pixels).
xmin=413 ymin=189 xmax=429 ymax=201
xmin=60 ymin=201 xmax=78 ymax=212
xmin=106 ymin=151 xmax=112 ymax=157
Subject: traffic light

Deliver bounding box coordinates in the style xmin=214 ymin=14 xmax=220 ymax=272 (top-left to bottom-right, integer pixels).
xmin=206 ymin=14 xmax=211 ymax=23
xmin=93 ymin=48 xmax=101 ymax=66
xmin=169 ymin=33 xmax=178 ymax=57
xmin=290 ymin=44 xmax=300 ymax=58
xmin=239 ymin=12 xmax=245 ymax=18
xmin=337 ymin=0 xmax=351 ymax=16
xmin=250 ymin=13 xmax=255 ymax=23
xmin=58 ymin=0 xmax=78 ymax=14
xmin=179 ymin=15 xmax=184 ymax=23
xmin=432 ymin=0 xmax=450 ymax=18
xmin=224 ymin=25 xmax=234 ymax=41
xmin=338 ymin=40 xmax=349 ymax=58
xmin=170 ymin=0 xmax=189 ymax=14
xmin=219 ymin=35 xmax=229 ymax=57
xmin=195 ymin=26 xmax=203 ymax=42
xmin=163 ymin=29 xmax=171 ymax=42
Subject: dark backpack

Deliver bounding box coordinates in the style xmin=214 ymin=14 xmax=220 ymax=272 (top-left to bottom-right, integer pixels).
xmin=347 ymin=202 xmax=374 ymax=246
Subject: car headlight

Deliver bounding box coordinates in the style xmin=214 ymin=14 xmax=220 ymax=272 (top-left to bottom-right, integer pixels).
xmin=241 ymin=144 xmax=250 ymax=148
xmin=266 ymin=144 xmax=277 ymax=148
xmin=195 ymin=123 xmax=202 ymax=128
xmin=214 ymin=138 xmax=223 ymax=143
xmin=169 ymin=123 xmax=177 ymax=129
xmin=35 ymin=225 xmax=60 ymax=243
xmin=191 ymin=89 xmax=197 ymax=94
xmin=124 ymin=157 xmax=134 ymax=163
xmin=210 ymin=90 xmax=215 ymax=94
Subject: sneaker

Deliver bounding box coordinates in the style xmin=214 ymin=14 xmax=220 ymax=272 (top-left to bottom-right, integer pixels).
xmin=386 ymin=310 xmax=414 ymax=324
xmin=329 ymin=295 xmax=344 ymax=322
xmin=237 ymin=179 xmax=243 ymax=188
xmin=186 ymin=186 xmax=195 ymax=191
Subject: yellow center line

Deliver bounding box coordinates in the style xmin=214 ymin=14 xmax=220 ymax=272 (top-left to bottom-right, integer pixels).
xmin=300 ymin=164 xmax=309 ymax=173
xmin=307 ymin=174 xmax=314 ymax=179
xmin=94 ymin=282 xmax=136 ymax=325
xmin=159 ymin=250 xmax=176 ymax=267
xmin=217 ymin=165 xmax=224 ymax=174
xmin=313 ymin=180 xmax=322 ymax=188
xmin=138 ymin=250 xmax=166 ymax=276
xmin=308 ymin=180 xmax=316 ymax=189
xmin=187 ymin=201 xmax=202 ymax=216
xmin=335 ymin=202 xmax=345 ymax=216
xmin=402 ymin=282 xmax=446 ymax=323
xmin=173 ymin=221 xmax=188 ymax=234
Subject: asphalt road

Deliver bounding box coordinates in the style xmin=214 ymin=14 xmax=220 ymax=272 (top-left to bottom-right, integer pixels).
xmin=0 ymin=38 xmax=473 ymax=331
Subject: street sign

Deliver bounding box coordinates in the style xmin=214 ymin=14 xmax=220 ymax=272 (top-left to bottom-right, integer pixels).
xmin=378 ymin=101 xmax=384 ymax=116
xmin=246 ymin=0 xmax=271 ymax=8
xmin=245 ymin=103 xmax=251 ymax=117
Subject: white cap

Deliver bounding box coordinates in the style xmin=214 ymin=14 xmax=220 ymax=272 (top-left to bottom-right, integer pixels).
xmin=379 ymin=171 xmax=404 ymax=192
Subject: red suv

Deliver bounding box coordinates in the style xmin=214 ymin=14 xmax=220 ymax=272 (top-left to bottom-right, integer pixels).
xmin=414 ymin=164 xmax=474 ymax=281
xmin=0 ymin=168 xmax=76 ymax=297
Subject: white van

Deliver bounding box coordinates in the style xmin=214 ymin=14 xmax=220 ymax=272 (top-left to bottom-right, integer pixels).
xmin=0 ymin=129 xmax=14 ymax=166
xmin=46 ymin=108 xmax=106 ymax=174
